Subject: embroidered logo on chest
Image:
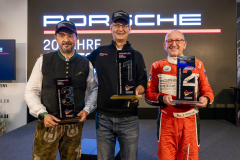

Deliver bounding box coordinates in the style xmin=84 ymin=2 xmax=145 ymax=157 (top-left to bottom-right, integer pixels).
xmin=99 ymin=53 xmax=108 ymax=56
xmin=163 ymin=65 xmax=171 ymax=72
xmin=76 ymin=71 xmax=84 ymax=76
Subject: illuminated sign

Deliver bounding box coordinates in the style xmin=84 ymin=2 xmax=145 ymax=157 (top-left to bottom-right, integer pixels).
xmin=42 ymin=13 xmax=221 ymax=54
xmin=44 ymin=14 xmax=202 ymax=27
xmin=43 ymin=39 xmax=101 ymax=56
xmin=43 ymin=14 xmax=221 ymax=35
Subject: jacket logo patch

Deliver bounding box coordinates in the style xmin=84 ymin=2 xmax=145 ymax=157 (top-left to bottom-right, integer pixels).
xmin=99 ymin=53 xmax=108 ymax=56
xmin=204 ymin=70 xmax=207 ymax=76
xmin=147 ymin=82 xmax=151 ymax=86
xmin=148 ymin=76 xmax=151 ymax=81
xmin=204 ymin=70 xmax=208 ymax=80
xmin=76 ymin=71 xmax=84 ymax=76
xmin=176 ymin=114 xmax=182 ymax=117
xmin=163 ymin=65 xmax=171 ymax=72
xmin=153 ymin=63 xmax=157 ymax=69
xmin=198 ymin=61 xmax=202 ymax=68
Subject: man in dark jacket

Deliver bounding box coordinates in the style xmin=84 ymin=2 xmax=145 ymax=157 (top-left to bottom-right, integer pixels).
xmin=87 ymin=10 xmax=147 ymax=160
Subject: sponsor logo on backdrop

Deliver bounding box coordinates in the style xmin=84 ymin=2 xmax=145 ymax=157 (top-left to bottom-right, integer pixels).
xmin=41 ymin=13 xmax=220 ymax=56
xmin=0 ymin=84 xmax=7 ymax=88
xmin=0 ymin=99 xmax=9 ymax=103
xmin=43 ymin=14 xmax=202 ymax=27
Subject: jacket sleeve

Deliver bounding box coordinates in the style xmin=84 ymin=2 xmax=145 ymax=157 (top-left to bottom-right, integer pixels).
xmin=24 ymin=57 xmax=47 ymax=118
xmin=83 ymin=61 xmax=98 ymax=114
xmin=144 ymin=62 xmax=165 ymax=106
xmin=86 ymin=48 xmax=99 ymax=67
xmin=135 ymin=51 xmax=148 ymax=91
xmin=197 ymin=60 xmax=214 ymax=104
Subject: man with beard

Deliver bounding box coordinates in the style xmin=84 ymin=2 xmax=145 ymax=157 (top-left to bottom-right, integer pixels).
xmin=87 ymin=10 xmax=147 ymax=160
xmin=145 ymin=29 xmax=214 ymax=160
xmin=25 ymin=20 xmax=98 ymax=160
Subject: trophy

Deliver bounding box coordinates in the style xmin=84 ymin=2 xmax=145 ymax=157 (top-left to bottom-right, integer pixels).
xmin=111 ymin=50 xmax=142 ymax=100
xmin=56 ymin=77 xmax=81 ymax=123
xmin=171 ymin=56 xmax=200 ymax=105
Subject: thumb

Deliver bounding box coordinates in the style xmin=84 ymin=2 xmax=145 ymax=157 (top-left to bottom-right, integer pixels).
xmin=77 ymin=111 xmax=83 ymax=117
xmin=167 ymin=95 xmax=172 ymax=101
xmin=52 ymin=116 xmax=61 ymax=122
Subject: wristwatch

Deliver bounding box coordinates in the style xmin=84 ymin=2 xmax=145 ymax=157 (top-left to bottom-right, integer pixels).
xmin=38 ymin=112 xmax=48 ymax=121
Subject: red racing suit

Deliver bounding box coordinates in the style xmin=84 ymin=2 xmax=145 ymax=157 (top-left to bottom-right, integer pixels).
xmin=145 ymin=56 xmax=214 ymax=160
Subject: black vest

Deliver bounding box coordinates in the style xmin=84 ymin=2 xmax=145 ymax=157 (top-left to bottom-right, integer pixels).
xmin=41 ymin=51 xmax=89 ymax=118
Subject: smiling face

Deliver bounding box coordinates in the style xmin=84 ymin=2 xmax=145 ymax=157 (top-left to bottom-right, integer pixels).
xmin=163 ymin=30 xmax=187 ymax=57
xmin=55 ymin=28 xmax=78 ymax=54
xmin=110 ymin=19 xmax=131 ymax=42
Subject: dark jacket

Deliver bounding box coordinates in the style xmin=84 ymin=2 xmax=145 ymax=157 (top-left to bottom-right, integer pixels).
xmin=87 ymin=40 xmax=147 ymax=117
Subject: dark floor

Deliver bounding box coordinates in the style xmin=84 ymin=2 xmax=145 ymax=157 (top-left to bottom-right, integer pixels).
xmin=0 ymin=119 xmax=240 ymax=160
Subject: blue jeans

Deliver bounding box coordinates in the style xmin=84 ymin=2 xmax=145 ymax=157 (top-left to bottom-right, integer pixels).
xmin=95 ymin=112 xmax=139 ymax=160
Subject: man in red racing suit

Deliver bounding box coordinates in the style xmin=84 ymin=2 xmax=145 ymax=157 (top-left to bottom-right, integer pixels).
xmin=145 ymin=30 xmax=214 ymax=160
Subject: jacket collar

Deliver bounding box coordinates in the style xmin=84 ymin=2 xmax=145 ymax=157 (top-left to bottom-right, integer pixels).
xmin=167 ymin=55 xmax=184 ymax=65
xmin=111 ymin=40 xmax=132 ymax=50
xmin=58 ymin=50 xmax=78 ymax=62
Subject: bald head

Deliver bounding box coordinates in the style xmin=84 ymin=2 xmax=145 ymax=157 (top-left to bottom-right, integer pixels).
xmin=165 ymin=29 xmax=185 ymax=42
xmin=163 ymin=29 xmax=187 ymax=57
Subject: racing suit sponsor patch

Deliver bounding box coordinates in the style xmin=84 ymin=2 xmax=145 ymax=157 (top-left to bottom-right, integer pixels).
xmin=163 ymin=65 xmax=171 ymax=72
xmin=148 ymin=76 xmax=151 ymax=81
xmin=147 ymin=82 xmax=151 ymax=86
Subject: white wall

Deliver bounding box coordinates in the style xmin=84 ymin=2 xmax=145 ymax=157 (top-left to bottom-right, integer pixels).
xmin=0 ymin=0 xmax=27 ymax=132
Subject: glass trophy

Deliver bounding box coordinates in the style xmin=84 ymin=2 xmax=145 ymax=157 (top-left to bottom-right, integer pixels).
xmin=56 ymin=77 xmax=81 ymax=123
xmin=110 ymin=50 xmax=142 ymax=100
xmin=171 ymin=56 xmax=200 ymax=105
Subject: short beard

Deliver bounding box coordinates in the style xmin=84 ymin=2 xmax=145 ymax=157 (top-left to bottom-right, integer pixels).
xmin=60 ymin=47 xmax=73 ymax=54
xmin=60 ymin=42 xmax=74 ymax=54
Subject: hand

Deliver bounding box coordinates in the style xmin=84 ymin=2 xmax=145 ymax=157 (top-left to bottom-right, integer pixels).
xmin=128 ymin=90 xmax=139 ymax=104
xmin=44 ymin=114 xmax=61 ymax=128
xmin=195 ymin=97 xmax=208 ymax=109
xmin=77 ymin=110 xmax=88 ymax=122
xmin=163 ymin=95 xmax=175 ymax=106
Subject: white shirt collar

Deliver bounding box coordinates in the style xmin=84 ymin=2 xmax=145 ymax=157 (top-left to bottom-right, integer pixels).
xmin=167 ymin=55 xmax=184 ymax=65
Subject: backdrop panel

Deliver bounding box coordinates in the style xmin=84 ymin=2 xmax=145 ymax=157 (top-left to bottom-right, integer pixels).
xmin=28 ymin=0 xmax=236 ymax=112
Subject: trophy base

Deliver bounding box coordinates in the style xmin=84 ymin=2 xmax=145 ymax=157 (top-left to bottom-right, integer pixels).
xmin=59 ymin=117 xmax=81 ymax=124
xmin=110 ymin=95 xmax=142 ymax=100
xmin=171 ymin=100 xmax=201 ymax=105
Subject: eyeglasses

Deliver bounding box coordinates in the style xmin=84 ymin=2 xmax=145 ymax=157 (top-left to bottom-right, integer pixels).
xmin=112 ymin=24 xmax=129 ymax=29
xmin=165 ymin=39 xmax=184 ymax=44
